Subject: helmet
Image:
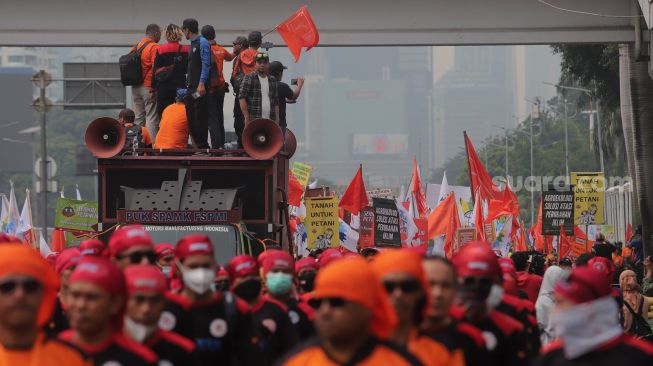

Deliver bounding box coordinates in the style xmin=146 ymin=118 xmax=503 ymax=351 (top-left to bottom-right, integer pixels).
xmin=452 ymin=241 xmax=501 ymax=278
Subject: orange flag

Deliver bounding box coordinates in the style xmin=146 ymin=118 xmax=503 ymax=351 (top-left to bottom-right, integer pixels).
xmin=288 ymin=171 xmax=304 ymax=207
xmin=276 ymin=6 xmax=320 ymax=62
xmin=472 ymin=190 xmax=486 ymax=241
xmin=50 ymin=228 xmax=66 ymax=252
xmin=559 ymin=225 xmax=571 ymax=258
xmin=464 ymin=132 xmax=500 ymax=202
xmin=427 ymin=193 xmax=461 ymax=257
xmin=531 ymin=195 xmax=552 ymax=253
xmin=339 ymin=165 xmax=369 ymax=215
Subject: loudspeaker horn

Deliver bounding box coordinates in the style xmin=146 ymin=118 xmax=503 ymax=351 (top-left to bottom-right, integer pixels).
xmin=283 ymin=128 xmax=297 ymax=159
xmin=242 ymin=118 xmax=283 ymax=160
xmin=85 ymin=117 xmax=126 ymax=158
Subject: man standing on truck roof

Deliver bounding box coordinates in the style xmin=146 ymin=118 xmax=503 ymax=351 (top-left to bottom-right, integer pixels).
xmin=182 ymin=18 xmax=211 ymax=150
xmin=238 ymin=51 xmax=280 ymax=126
xmin=160 ymin=234 xmax=262 ymax=366
xmin=108 ymin=225 xmax=157 ymax=269
xmin=132 ymin=24 xmax=161 ymax=138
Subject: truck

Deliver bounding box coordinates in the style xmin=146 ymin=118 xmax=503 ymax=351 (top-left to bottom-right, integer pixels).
xmin=87 ymin=117 xmax=295 ymax=264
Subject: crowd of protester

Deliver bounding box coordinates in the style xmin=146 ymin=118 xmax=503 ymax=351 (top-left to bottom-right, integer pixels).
xmin=0 ymin=226 xmax=652 ymax=365
xmin=122 ymin=20 xmax=304 ymax=152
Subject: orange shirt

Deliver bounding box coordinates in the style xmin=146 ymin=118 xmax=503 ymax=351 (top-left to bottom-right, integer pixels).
xmin=124 ymin=123 xmax=153 ymax=146
xmin=209 ymin=43 xmax=234 ymax=87
xmin=134 ymin=37 xmax=159 ymax=87
xmin=154 ymin=102 xmax=189 ymax=149
xmin=0 ymin=333 xmax=91 ymax=366
xmin=280 ymin=339 xmax=421 ymax=366
xmin=407 ymin=330 xmax=461 ymax=366
xmin=238 ymin=48 xmax=259 ymax=75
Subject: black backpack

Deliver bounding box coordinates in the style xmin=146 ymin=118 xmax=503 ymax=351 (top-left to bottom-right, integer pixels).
xmin=119 ymin=41 xmax=152 ymax=86
xmin=231 ymin=56 xmax=245 ymax=95
xmin=123 ymin=125 xmax=143 ymax=150
xmin=624 ymin=298 xmax=653 ymax=343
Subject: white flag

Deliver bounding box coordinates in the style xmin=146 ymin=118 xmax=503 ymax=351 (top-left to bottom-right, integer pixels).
xmin=438 ymin=171 xmax=452 ymax=204
xmin=39 ymin=232 xmax=53 ymax=258
xmin=308 ymin=179 xmax=318 ymax=189
xmin=16 ymin=189 xmax=35 ymax=245
xmin=349 ymin=213 xmax=360 ymax=230
xmin=0 ymin=194 xmax=9 ymax=233
xmin=75 ymin=184 xmax=82 ymax=201
xmin=6 ymin=182 xmax=20 ymax=235
xmin=396 ymin=198 xmax=418 ymax=246
xmin=398 ymin=185 xmax=406 ymax=203
xmin=60 ymin=185 xmax=65 ymax=198
xmin=339 ymin=219 xmax=359 ymax=253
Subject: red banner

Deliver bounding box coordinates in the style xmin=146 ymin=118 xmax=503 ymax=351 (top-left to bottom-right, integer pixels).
xmin=277 ymin=6 xmax=320 ymax=62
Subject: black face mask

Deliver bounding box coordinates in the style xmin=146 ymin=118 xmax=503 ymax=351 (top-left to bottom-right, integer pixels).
xmin=297 ymin=272 xmax=316 ymax=293
xmin=215 ymin=281 xmax=230 ymax=292
xmin=233 ymin=279 xmax=262 ymax=301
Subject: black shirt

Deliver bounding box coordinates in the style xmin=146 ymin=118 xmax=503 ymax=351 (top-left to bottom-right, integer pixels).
xmin=251 ymin=296 xmax=299 ymax=365
xmin=468 ymin=311 xmax=529 ymax=366
xmin=146 ymin=329 xmax=199 ymax=366
xmin=424 ymin=320 xmax=487 ymax=366
xmin=593 ymin=242 xmax=616 ymax=259
xmin=285 ymin=298 xmax=315 ymax=339
xmin=277 ymin=82 xmax=294 ymax=128
xmin=160 ymin=291 xmax=263 ymax=366
xmin=59 ymin=331 xmax=158 ymax=366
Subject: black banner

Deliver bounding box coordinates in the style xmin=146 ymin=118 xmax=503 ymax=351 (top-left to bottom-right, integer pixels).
xmin=541 ymin=190 xmax=574 ymax=235
xmin=372 ymin=198 xmax=401 ymax=247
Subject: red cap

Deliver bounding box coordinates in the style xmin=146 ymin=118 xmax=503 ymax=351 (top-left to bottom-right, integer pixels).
xmin=45 ymin=253 xmax=60 ymax=267
xmin=498 ymin=257 xmax=515 ymax=272
xmin=295 ymin=257 xmax=317 ymax=273
xmin=216 ymin=265 xmax=229 ymax=278
xmin=69 ymin=256 xmax=126 ymax=330
xmin=227 ymin=255 xmax=258 ymax=281
xmin=176 ymin=235 xmax=213 ymax=262
xmin=0 ymin=233 xmax=23 ymax=244
xmin=108 ymin=225 xmax=153 ymax=258
xmin=452 ymin=241 xmax=501 ymax=278
xmin=79 ymin=239 xmax=105 ymax=257
xmin=124 ymin=265 xmax=168 ymax=295
xmin=262 ymin=250 xmax=293 ymax=276
xmin=55 ymin=248 xmax=82 ymax=275
xmin=554 ymin=266 xmax=611 ymax=304
xmin=154 ymin=243 xmax=175 ymax=260
xmin=257 ymin=250 xmax=271 ymax=267
xmin=318 ymin=249 xmax=343 ymax=269
xmin=587 ymin=257 xmax=615 ymax=278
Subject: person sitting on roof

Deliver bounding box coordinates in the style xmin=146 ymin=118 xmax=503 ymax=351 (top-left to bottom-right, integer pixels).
xmin=154 ymin=88 xmax=190 ymax=150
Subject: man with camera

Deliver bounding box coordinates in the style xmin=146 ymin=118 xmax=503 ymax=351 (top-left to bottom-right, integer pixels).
xmin=268 ymin=61 xmax=304 ymax=135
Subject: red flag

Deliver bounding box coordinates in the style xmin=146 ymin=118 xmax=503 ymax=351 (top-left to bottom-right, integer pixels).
xmin=408 ymin=157 xmax=428 ymax=218
xmin=531 ymin=195 xmax=552 ymax=253
xmin=514 ymin=221 xmax=528 ymax=252
xmin=464 ymin=132 xmax=500 ymax=202
xmin=626 ymin=223 xmax=633 ymax=242
xmin=559 ymin=225 xmax=571 ymax=258
xmin=276 ymin=6 xmax=320 ymax=62
xmin=472 ymin=190 xmax=485 ymax=241
xmin=339 ymin=165 xmax=369 ymax=215
xmin=427 ymin=193 xmax=460 ymax=257
xmin=288 ymin=171 xmax=304 ymax=207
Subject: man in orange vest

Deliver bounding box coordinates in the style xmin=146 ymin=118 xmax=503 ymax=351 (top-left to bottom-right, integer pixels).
xmin=132 ymin=24 xmax=161 ymax=138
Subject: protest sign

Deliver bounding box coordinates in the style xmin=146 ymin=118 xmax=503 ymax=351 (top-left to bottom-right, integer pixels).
xmin=306 ymin=196 xmax=340 ymax=250
xmin=372 ymin=197 xmax=401 ymax=247
xmin=54 ymin=198 xmax=98 ymax=232
xmin=571 ymin=172 xmax=604 ymax=225
xmin=541 ymin=189 xmax=574 ymax=235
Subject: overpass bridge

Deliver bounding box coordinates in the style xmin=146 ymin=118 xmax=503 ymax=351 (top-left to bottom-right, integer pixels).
xmin=0 ymin=0 xmax=645 ymax=47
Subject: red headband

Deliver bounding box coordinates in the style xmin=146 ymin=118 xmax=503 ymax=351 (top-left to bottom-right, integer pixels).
xmin=124 ymin=265 xmax=167 ymax=295
xmin=227 ymin=255 xmax=259 ymax=281
xmin=262 ymin=250 xmax=293 ymax=276
xmin=176 ymin=235 xmax=213 ymax=262
xmin=109 ymin=225 xmax=153 ymax=257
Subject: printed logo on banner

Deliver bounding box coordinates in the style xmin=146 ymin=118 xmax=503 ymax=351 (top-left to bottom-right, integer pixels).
xmin=306 ymin=196 xmax=340 ymax=250
xmin=372 ymin=198 xmax=401 ymax=247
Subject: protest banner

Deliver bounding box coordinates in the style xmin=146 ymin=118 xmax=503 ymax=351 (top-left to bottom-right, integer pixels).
xmin=571 ymin=172 xmax=605 ymax=225
xmin=455 ymin=228 xmax=476 ymax=252
xmin=54 ymin=198 xmax=98 ymax=232
xmin=359 ymin=207 xmax=375 ymax=248
xmin=372 ymin=197 xmax=401 ymax=247
xmin=291 ymin=162 xmax=313 ymax=188
xmin=306 ymin=196 xmax=340 ymax=250
xmin=541 ymin=189 xmax=574 ymax=235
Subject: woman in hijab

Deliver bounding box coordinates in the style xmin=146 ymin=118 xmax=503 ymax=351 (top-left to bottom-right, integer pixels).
xmin=535 ymin=266 xmax=567 ymax=345
xmin=620 ymin=269 xmax=650 ymax=335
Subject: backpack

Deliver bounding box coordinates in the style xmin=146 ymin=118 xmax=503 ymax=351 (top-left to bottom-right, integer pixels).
xmin=154 ymin=45 xmax=183 ymax=84
xmin=208 ymin=47 xmax=222 ymax=92
xmin=624 ymin=298 xmax=653 ymax=343
xmin=123 ymin=125 xmax=143 ymax=150
xmin=230 ymin=56 xmax=245 ymax=95
xmin=119 ymin=40 xmax=152 ymax=86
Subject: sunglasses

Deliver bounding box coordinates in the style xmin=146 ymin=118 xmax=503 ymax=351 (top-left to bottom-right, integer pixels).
xmin=383 ymin=280 xmax=421 ymax=294
xmin=461 ymin=277 xmax=493 ymax=288
xmin=308 ymin=297 xmax=347 ymax=309
xmin=0 ymin=278 xmax=42 ymax=295
xmin=117 ymin=250 xmax=156 ymax=264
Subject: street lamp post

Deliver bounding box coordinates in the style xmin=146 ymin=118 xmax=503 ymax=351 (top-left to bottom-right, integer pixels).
xmin=543 ymin=82 xmax=604 ymax=174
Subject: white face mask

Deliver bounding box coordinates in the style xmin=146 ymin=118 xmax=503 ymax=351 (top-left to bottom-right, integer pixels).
xmin=183 ymin=267 xmax=215 ymax=295
xmin=486 ymin=284 xmax=504 ymax=309
xmin=124 ymin=316 xmax=157 ymax=343
xmin=551 ymin=296 xmax=623 ymax=359
xmin=161 ymin=266 xmax=172 ymax=278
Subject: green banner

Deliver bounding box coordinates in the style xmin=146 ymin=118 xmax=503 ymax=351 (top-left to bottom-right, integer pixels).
xmin=54 ymin=198 xmax=98 ymax=232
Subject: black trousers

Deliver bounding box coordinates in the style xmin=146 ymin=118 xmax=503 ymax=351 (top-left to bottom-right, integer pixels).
xmin=186 ymin=94 xmax=209 ymax=149
xmin=233 ymin=98 xmax=245 ymax=149
xmin=207 ymin=89 xmax=226 ymax=148
xmin=156 ymin=86 xmax=176 ymax=120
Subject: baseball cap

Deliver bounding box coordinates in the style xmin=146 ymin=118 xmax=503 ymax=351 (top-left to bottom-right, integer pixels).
xmin=269 ymin=61 xmax=287 ymax=76
xmin=255 ymin=51 xmax=269 ymax=62
xmin=248 ymin=31 xmax=262 ymax=44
